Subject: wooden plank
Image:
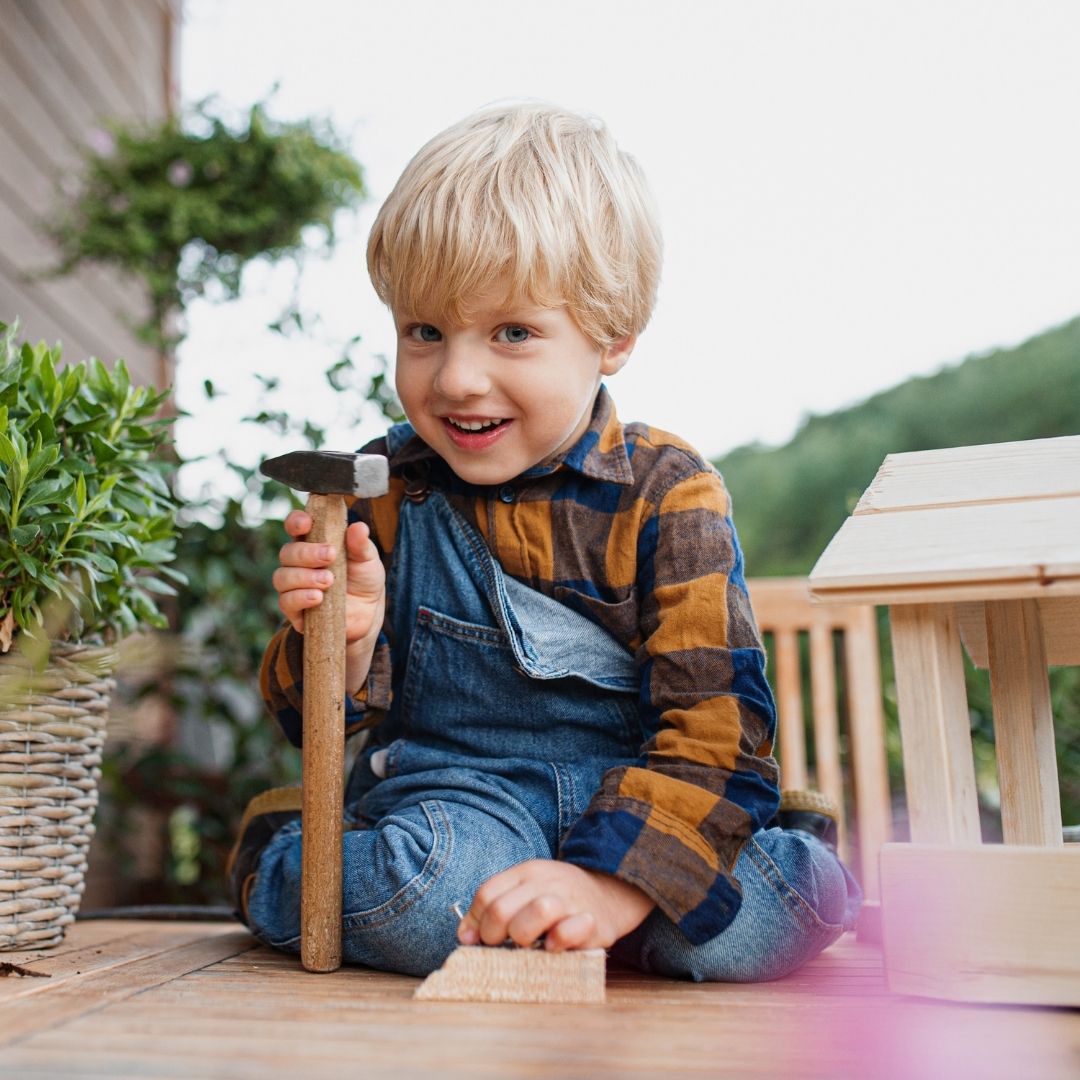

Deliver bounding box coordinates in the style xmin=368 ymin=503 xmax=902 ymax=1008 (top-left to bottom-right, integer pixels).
xmin=808 ymin=575 xmax=1080 ymax=608
xmin=3 ymin=922 xmax=1079 ymax=1080
xmin=985 ymin=600 xmax=1063 ymax=847
xmin=810 ymin=496 xmax=1080 ymax=594
xmin=958 ymin=596 xmax=1080 ymax=667
xmin=881 ymin=843 xmax=1080 ymax=1005
xmin=414 ymin=946 xmax=606 ymax=1004
xmin=1 ymin=1 xmax=119 ymax=155
xmin=773 ymin=628 xmax=807 ymax=788
xmin=808 ymin=623 xmax=845 ymax=856
xmin=0 ymin=920 xmax=242 ymax=1001
xmin=20 ymin=1 xmax=136 ymax=123
xmin=1 ymin=928 xmax=256 ymax=1044
xmin=888 ymin=604 xmax=980 ymax=845
xmin=750 ymin=577 xmax=869 ymax=631
xmin=72 ymin=0 xmax=158 ymax=120
xmin=842 ymin=604 xmax=891 ymax=900
xmin=0 ymin=197 xmax=150 ymax=367
xmin=855 ymin=435 xmax=1080 ymax=515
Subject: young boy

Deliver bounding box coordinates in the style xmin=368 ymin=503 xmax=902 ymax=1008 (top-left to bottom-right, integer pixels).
xmin=231 ymin=103 xmax=860 ymax=981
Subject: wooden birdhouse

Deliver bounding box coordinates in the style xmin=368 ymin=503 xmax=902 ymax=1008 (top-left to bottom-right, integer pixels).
xmin=809 ymin=434 xmax=1080 ymax=1006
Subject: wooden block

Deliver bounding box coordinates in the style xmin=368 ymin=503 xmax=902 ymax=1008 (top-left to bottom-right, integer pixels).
xmin=958 ymin=596 xmax=1080 ymax=667
xmin=985 ymin=599 xmax=1063 ymax=847
xmin=889 ymin=604 xmax=980 ymax=845
xmin=413 ymin=946 xmax=606 ymax=1004
xmin=880 ymin=843 xmax=1080 ymax=1006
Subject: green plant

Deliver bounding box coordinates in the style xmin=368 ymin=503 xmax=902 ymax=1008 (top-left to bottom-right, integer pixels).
xmin=0 ymin=321 xmax=182 ymax=653
xmin=48 ymin=99 xmax=366 ymax=352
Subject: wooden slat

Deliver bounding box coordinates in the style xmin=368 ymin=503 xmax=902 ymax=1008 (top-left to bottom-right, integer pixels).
xmin=0 ymin=195 xmax=149 ymax=366
xmin=773 ymin=628 xmax=807 ymax=788
xmin=985 ymin=600 xmax=1063 ymax=847
xmin=72 ymin=0 xmax=159 ymax=120
xmin=2 ymin=922 xmax=1078 ymax=1080
xmin=0 ymin=921 xmax=235 ymax=1003
xmin=888 ymin=604 xmax=980 ymax=845
xmin=808 ymin=623 xmax=845 ymax=854
xmin=19 ymin=1 xmax=136 ymax=123
xmin=810 ymin=496 xmax=1080 ymax=595
xmin=881 ymin=843 xmax=1080 ymax=1006
xmin=855 ymin=435 xmax=1080 ymax=515
xmin=1 ymin=926 xmax=256 ymax=1044
xmin=842 ymin=605 xmax=891 ymax=901
xmin=749 ymin=576 xmax=892 ymax=900
xmin=957 ymin=596 xmax=1080 ymax=668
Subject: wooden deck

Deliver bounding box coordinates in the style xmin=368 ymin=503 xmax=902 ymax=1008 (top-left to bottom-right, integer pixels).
xmin=1 ymin=920 xmax=1078 ymax=1079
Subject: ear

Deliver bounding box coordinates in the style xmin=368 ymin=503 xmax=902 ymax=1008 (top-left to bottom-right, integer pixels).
xmin=599 ymin=334 xmax=636 ymax=377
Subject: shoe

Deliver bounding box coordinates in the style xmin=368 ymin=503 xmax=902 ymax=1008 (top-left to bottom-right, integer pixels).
xmin=226 ymin=786 xmax=302 ymax=924
xmin=772 ymin=789 xmax=840 ymax=853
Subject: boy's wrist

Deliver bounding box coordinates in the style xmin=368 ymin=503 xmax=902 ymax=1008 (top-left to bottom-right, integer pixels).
xmin=345 ymin=626 xmax=381 ymax=695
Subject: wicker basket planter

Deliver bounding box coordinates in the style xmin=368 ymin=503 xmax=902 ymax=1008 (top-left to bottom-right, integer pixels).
xmin=0 ymin=643 xmax=118 ymax=949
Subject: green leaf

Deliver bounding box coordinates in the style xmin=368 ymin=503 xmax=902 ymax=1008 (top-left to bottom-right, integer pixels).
xmin=10 ymin=524 xmax=41 ymax=545
xmin=0 ymin=429 xmax=15 ymax=466
xmin=89 ymin=433 xmax=119 ymax=462
xmin=22 ymin=477 xmax=72 ymax=510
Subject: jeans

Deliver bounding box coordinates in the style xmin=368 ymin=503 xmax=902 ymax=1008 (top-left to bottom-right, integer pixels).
xmin=246 ymin=489 xmax=860 ymax=979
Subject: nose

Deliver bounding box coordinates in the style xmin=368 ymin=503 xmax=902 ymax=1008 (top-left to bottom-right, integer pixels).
xmin=433 ymin=339 xmax=491 ymax=401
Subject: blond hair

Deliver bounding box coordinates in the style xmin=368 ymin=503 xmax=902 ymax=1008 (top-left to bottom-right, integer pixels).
xmin=367 ymin=103 xmax=662 ymax=347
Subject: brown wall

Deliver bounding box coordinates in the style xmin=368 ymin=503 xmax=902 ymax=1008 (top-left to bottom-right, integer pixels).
xmin=0 ymin=0 xmax=179 ymax=388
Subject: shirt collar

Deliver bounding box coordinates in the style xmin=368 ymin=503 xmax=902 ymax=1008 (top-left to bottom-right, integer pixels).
xmin=384 ymin=385 xmax=633 ymax=486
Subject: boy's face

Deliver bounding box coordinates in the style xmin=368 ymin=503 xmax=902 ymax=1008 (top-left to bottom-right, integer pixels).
xmin=393 ymin=284 xmax=634 ymax=487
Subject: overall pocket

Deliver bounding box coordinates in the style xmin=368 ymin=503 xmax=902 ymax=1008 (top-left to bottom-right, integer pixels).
xmin=400 ymin=605 xmax=643 ymax=761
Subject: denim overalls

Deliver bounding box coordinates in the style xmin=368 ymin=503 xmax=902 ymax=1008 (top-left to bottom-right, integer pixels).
xmin=246 ymin=489 xmax=860 ymax=980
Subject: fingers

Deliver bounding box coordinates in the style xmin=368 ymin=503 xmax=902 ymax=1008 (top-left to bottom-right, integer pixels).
xmin=275 ymin=511 xmax=337 ymax=634
xmin=505 ymin=894 xmax=568 ymax=948
xmin=544 ymin=912 xmax=597 ymax=952
xmin=459 ymin=863 xmax=573 ymax=949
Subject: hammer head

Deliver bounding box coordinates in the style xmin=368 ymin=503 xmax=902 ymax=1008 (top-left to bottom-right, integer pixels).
xmin=260 ymin=450 xmax=389 ymax=498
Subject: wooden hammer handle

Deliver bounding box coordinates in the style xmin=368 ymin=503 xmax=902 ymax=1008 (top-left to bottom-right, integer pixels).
xmin=300 ymin=492 xmax=347 ymax=972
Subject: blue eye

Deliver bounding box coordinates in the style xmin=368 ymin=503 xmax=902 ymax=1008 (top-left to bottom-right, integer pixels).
xmin=410 ymin=324 xmax=441 ymax=342
xmin=498 ymin=325 xmax=530 ymax=344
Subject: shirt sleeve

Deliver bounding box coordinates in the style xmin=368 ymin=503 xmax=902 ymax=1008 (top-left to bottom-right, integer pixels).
xmin=558 ymin=462 xmax=780 ymax=944
xmin=259 ymin=623 xmax=393 ymax=748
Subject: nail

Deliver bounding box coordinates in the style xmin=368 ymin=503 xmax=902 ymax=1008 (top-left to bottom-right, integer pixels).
xmin=319 ymin=545 xmax=333 ymax=560
xmin=316 ymin=571 xmax=332 ymax=585
xmin=459 ymin=926 xmax=478 ymax=945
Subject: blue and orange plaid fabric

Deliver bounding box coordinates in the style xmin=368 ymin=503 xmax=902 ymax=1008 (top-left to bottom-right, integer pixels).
xmin=260 ymin=387 xmax=779 ymax=943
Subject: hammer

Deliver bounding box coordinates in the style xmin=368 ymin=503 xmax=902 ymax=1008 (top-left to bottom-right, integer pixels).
xmin=260 ymin=450 xmax=389 ymax=972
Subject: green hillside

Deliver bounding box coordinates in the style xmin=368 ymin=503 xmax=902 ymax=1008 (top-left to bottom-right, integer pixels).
xmin=717 ymin=316 xmax=1080 ymax=576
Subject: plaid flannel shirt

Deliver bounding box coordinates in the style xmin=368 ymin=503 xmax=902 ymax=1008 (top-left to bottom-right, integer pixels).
xmin=260 ymin=387 xmax=780 ymax=943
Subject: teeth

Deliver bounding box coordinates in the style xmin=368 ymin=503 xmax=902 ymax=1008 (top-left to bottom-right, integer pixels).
xmin=448 ymin=417 xmax=503 ymax=432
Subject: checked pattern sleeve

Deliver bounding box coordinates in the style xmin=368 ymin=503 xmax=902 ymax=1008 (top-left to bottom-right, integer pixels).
xmin=557 ymin=462 xmax=780 ymax=944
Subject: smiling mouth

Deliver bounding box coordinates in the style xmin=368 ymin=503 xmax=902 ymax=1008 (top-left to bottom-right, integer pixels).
xmin=445 ymin=417 xmax=508 ymax=432
xmin=441 ymin=415 xmax=513 ymax=450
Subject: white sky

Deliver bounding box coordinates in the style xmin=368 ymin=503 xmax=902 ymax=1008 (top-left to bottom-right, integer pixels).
xmin=176 ymin=0 xmax=1080 ymax=490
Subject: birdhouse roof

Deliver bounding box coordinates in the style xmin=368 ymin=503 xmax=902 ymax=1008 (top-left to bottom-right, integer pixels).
xmin=809 ymin=434 xmax=1080 ymax=605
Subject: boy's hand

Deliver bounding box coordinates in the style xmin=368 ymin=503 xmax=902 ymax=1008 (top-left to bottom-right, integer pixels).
xmin=457 ymin=860 xmax=655 ymax=952
xmin=273 ymin=509 xmax=386 ymax=647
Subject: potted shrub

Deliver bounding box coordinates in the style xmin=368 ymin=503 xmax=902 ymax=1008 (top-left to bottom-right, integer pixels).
xmin=0 ymin=321 xmax=182 ymax=948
